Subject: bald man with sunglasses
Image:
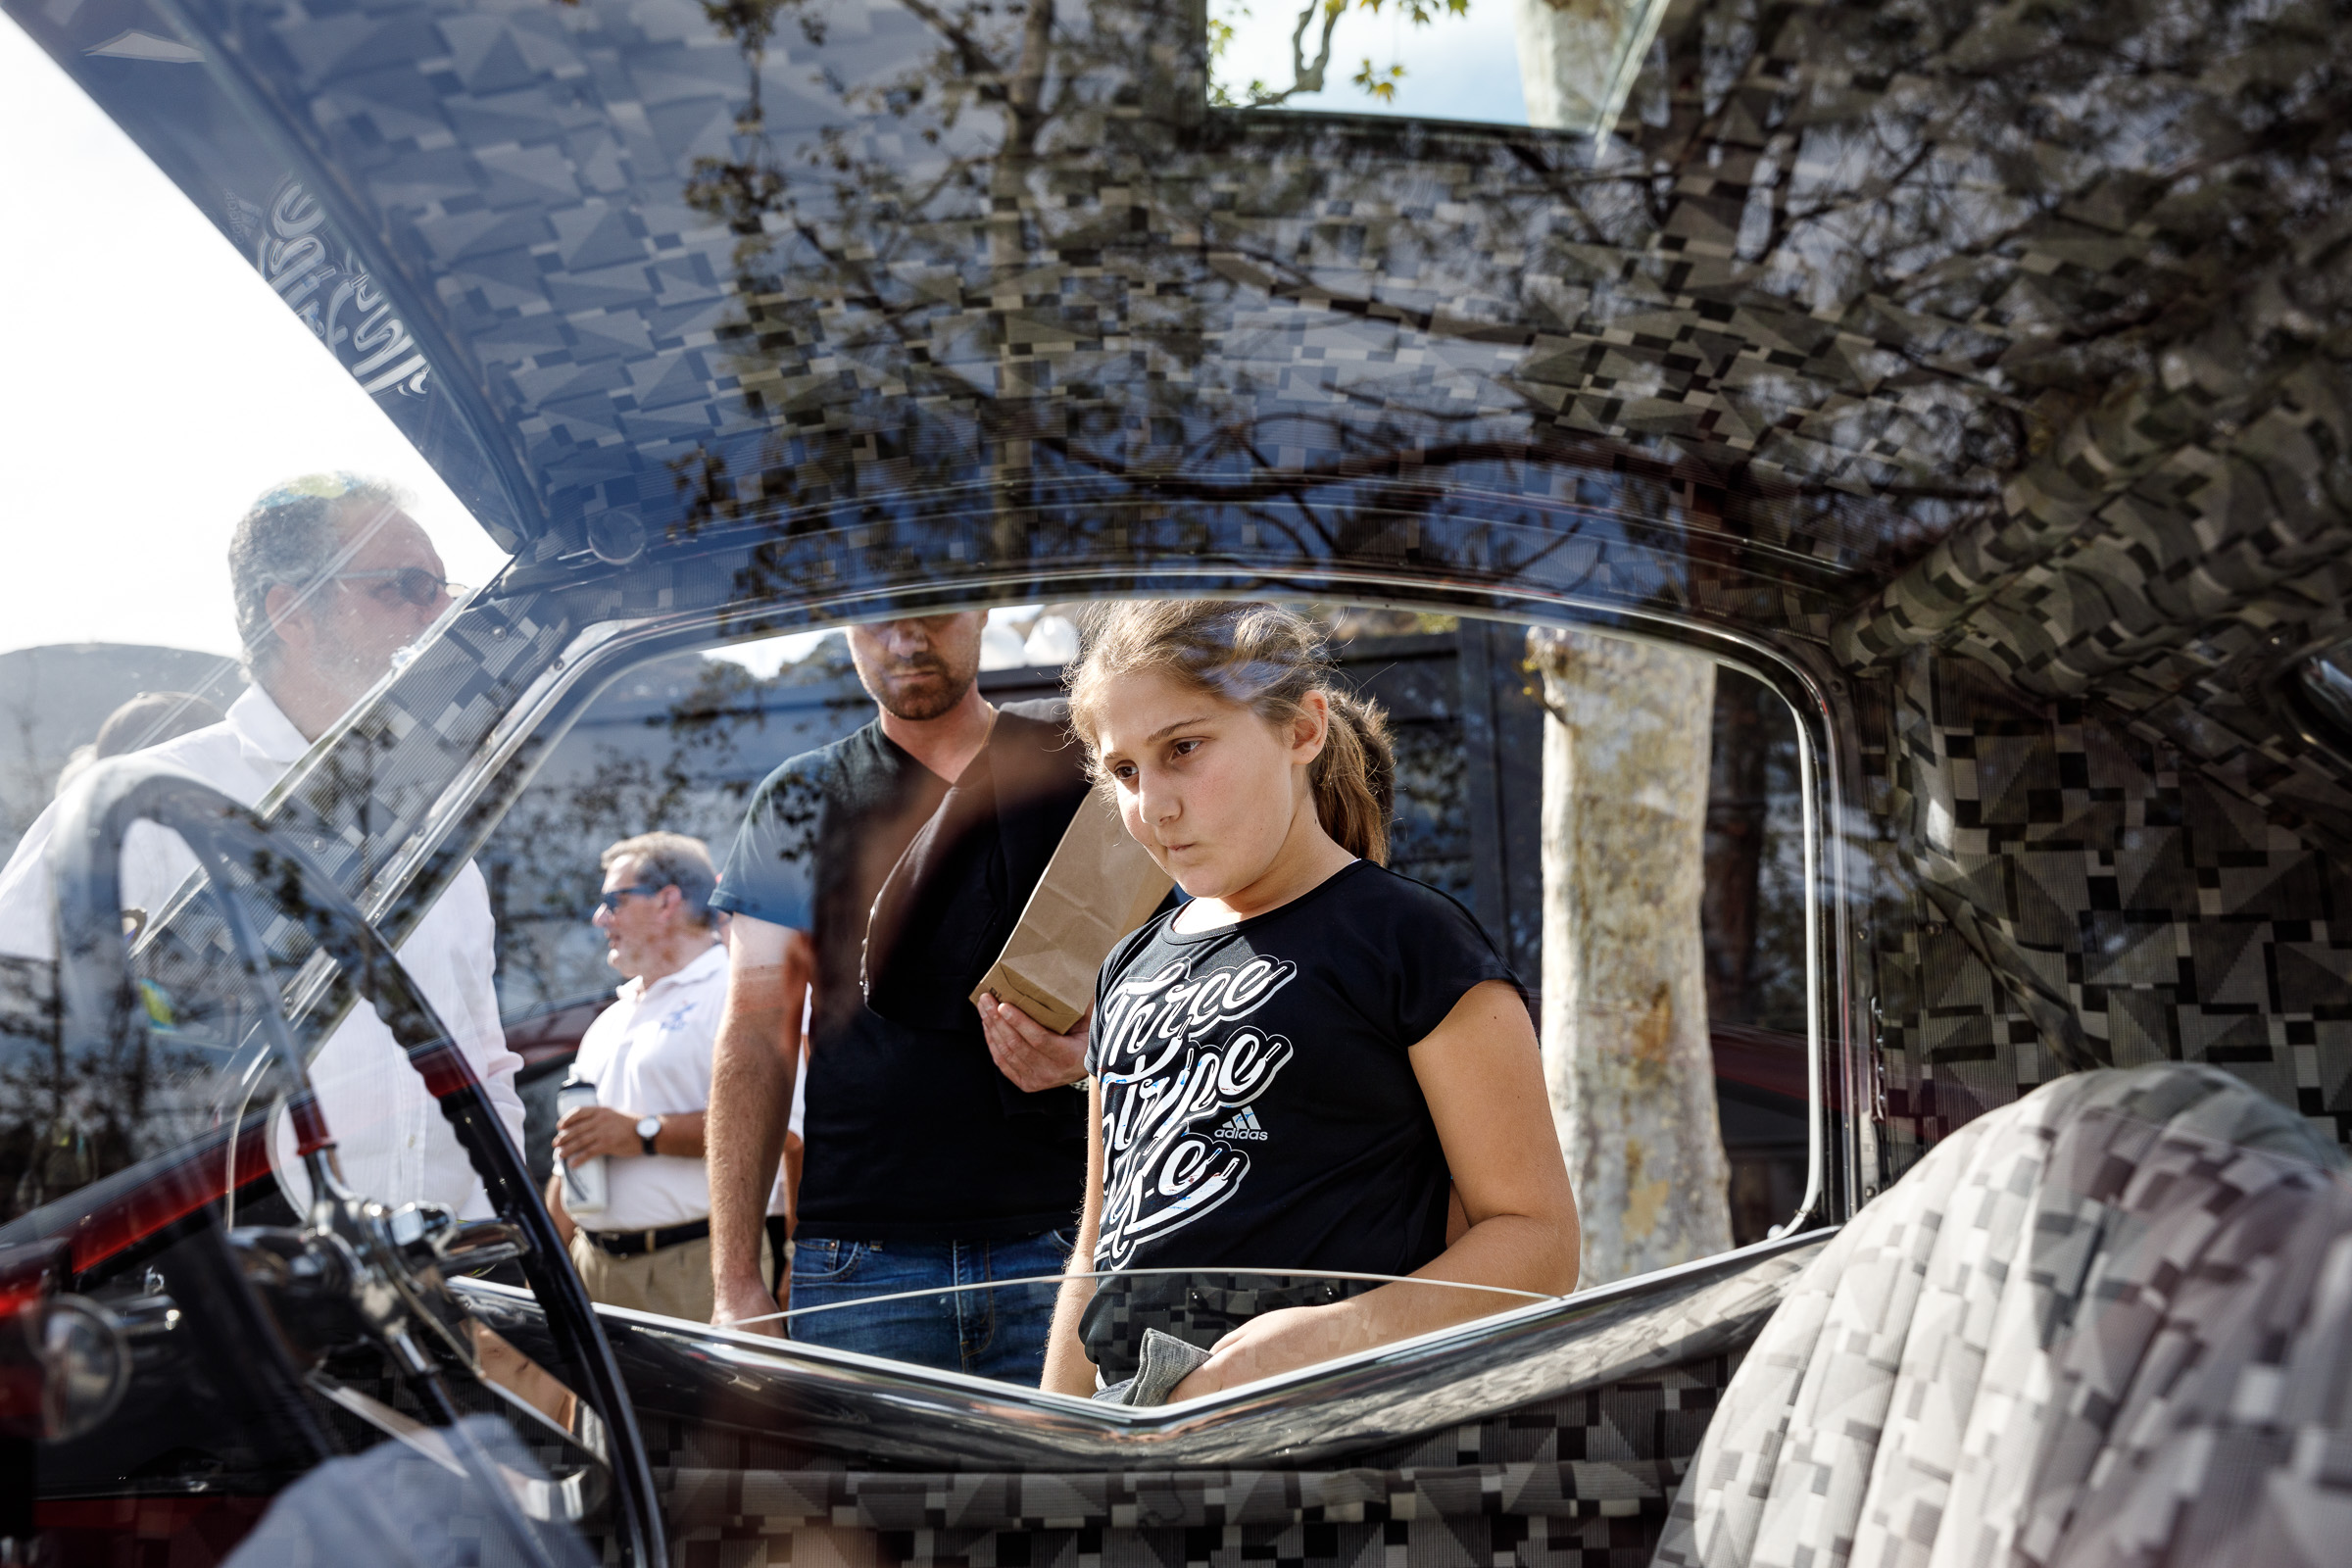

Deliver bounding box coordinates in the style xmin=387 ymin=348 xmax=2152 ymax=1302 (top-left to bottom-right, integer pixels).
xmin=0 ymin=473 xmax=525 ymax=1221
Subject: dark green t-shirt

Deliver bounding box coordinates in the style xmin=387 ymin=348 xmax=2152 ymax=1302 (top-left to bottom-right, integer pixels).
xmin=710 ymin=702 xmax=1092 ymax=1242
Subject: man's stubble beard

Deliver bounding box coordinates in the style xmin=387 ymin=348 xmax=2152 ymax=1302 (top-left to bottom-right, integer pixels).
xmin=874 ymin=673 xmax=975 ymax=721
xmin=310 ymin=613 xmax=402 ymax=713
xmin=858 ymin=646 xmax=980 ymax=722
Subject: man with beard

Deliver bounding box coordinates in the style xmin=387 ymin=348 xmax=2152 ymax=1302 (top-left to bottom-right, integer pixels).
xmin=705 ymin=612 xmax=1096 ymax=1381
xmin=0 ymin=474 xmax=523 ymax=1219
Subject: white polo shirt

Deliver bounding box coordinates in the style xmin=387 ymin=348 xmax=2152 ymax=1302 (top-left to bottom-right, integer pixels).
xmin=0 ymin=686 xmax=526 ymax=1219
xmin=571 ymin=940 xmax=730 ymax=1232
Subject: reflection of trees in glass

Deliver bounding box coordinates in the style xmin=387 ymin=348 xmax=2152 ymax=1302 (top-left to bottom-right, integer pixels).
xmin=1704 ymin=674 xmax=1768 ymax=1021
xmin=0 ymin=954 xmax=85 ymax=1221
xmin=0 ymin=867 xmax=303 ymax=1226
xmin=481 ymin=643 xmax=871 ymax=1013
xmin=627 ymin=0 xmax=2352 ymax=636
xmin=655 ymin=0 xmax=1634 ymax=593
xmin=0 ymin=646 xmax=245 ymax=867
xmin=488 ymin=746 xmax=738 ymax=1011
xmin=1748 ymin=715 xmax=1807 ymax=1034
xmin=1388 ymin=719 xmax=1471 ymax=896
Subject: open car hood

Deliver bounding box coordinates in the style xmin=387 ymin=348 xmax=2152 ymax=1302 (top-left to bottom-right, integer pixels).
xmin=11 ymin=0 xmax=2346 ymax=686
xmin=16 ymin=0 xmax=2348 ymax=880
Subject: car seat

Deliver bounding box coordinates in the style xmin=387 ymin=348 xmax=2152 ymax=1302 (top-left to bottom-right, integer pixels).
xmin=1653 ymin=1062 xmax=2352 ymax=1568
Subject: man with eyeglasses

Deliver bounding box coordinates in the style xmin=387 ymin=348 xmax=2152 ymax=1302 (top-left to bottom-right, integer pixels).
xmin=544 ymin=833 xmax=776 ymax=1318
xmin=0 ymin=472 xmax=523 ymax=1221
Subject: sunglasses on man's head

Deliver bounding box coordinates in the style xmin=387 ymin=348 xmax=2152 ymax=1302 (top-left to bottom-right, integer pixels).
xmin=594 ymin=884 xmax=665 ymax=915
xmin=327 ymin=567 xmax=463 ymax=608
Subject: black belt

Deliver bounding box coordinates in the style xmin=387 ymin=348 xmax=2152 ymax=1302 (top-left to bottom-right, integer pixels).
xmin=580 ymin=1218 xmax=710 ymax=1257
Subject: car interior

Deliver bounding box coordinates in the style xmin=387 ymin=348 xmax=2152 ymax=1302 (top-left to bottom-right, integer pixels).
xmin=3 ymin=0 xmax=2350 ymax=1559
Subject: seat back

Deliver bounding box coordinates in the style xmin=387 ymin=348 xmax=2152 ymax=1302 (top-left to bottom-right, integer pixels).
xmin=1655 ymin=1062 xmax=2352 ymax=1568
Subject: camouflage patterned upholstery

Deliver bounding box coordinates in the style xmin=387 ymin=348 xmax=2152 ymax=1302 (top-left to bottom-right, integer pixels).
xmin=1654 ymin=1062 xmax=2352 ymax=1568
xmin=1863 ymin=653 xmax=2352 ymax=1177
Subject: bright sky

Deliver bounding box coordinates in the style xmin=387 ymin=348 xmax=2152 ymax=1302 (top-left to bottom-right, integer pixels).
xmin=1212 ymin=0 xmax=1526 ymax=123
xmin=0 ymin=18 xmax=512 ymax=662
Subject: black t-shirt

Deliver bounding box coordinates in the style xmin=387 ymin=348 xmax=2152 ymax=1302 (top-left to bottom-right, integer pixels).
xmin=1078 ymin=860 xmax=1520 ymax=1376
xmin=710 ymin=702 xmax=1093 ymax=1243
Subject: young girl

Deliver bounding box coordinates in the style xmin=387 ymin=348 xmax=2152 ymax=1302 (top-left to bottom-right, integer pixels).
xmin=985 ymin=601 xmax=1579 ymax=1400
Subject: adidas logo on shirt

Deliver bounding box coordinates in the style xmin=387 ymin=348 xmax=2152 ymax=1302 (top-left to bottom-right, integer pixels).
xmin=1218 ymin=1106 xmax=1269 ymax=1142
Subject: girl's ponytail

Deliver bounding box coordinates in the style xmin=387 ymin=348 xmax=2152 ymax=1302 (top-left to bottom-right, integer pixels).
xmin=1310 ymin=688 xmax=1394 ymax=865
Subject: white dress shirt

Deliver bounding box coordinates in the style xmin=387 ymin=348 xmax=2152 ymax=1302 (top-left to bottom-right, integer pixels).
xmin=0 ymin=686 xmax=526 ymax=1218
xmin=571 ymin=941 xmax=729 ymax=1232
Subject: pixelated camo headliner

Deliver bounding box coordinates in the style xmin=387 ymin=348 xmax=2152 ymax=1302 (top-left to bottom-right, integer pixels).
xmin=11 ymin=0 xmax=2349 ymax=663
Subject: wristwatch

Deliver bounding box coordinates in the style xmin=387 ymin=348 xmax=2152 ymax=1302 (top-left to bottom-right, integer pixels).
xmin=635 ymin=1114 xmax=662 ymax=1156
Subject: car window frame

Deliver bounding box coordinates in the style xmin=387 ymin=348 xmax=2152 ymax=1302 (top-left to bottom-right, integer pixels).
xmin=390 ymin=566 xmax=1861 ymax=1258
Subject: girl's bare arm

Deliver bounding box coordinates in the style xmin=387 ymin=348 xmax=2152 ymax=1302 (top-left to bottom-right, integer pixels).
xmin=1041 ymin=1080 xmax=1107 ymax=1395
xmin=1172 ymin=980 xmax=1578 ymax=1396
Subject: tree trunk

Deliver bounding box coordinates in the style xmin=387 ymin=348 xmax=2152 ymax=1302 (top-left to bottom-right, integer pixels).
xmin=1512 ymin=0 xmax=1657 ymax=132
xmin=1528 ymin=627 xmax=1732 ymax=1288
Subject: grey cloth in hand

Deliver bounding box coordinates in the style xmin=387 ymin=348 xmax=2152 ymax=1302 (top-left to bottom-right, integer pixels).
xmin=1091 ymin=1328 xmax=1212 ymax=1407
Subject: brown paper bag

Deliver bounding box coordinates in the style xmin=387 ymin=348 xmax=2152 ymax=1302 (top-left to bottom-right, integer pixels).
xmin=971 ymin=789 xmax=1174 ymax=1034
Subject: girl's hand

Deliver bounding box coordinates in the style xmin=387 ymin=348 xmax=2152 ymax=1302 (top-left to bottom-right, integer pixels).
xmin=1168 ymin=1303 xmax=1362 ymax=1400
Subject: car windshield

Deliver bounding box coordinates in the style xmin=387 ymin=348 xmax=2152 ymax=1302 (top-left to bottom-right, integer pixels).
xmin=0 ymin=565 xmax=1822 ymax=1387
xmin=0 ymin=0 xmax=1882 ymax=1398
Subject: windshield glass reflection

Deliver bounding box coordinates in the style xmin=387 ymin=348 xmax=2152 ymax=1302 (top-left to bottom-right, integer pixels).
xmin=0 ymin=583 xmax=1815 ymax=1406
xmin=0 ymin=475 xmax=498 ymax=1235
xmin=483 ymin=600 xmax=1810 ymax=1393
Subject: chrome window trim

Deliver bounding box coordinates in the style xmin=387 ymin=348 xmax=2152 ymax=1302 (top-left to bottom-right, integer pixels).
xmin=458 ymin=1228 xmax=1829 ymax=1468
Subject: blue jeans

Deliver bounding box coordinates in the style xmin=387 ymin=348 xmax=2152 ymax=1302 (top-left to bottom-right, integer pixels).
xmin=787 ymin=1228 xmax=1073 ymax=1384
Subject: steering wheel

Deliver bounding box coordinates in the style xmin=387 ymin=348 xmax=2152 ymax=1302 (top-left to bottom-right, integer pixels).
xmin=45 ymin=759 xmax=666 ymax=1567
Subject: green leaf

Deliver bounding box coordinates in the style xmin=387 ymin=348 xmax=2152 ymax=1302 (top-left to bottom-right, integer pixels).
xmin=1350 ymin=55 xmax=1404 ymax=99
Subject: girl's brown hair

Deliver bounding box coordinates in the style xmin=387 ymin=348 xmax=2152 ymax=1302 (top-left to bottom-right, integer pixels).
xmin=1066 ymin=601 xmax=1396 ymax=865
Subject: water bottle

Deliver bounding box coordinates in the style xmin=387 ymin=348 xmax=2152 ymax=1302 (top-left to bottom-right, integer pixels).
xmin=557 ymin=1073 xmax=609 ymax=1217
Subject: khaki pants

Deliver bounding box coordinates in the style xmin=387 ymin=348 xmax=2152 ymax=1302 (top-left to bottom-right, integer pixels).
xmin=568 ymin=1229 xmax=771 ymax=1323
